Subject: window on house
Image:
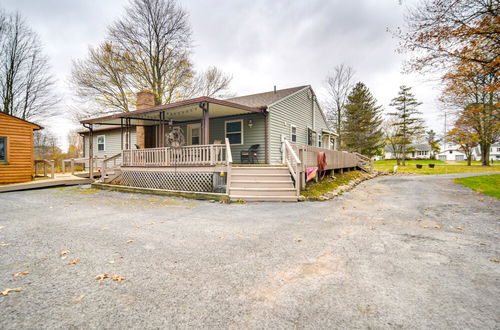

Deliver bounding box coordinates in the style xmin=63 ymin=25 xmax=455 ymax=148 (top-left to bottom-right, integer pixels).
xmin=0 ymin=137 xmax=6 ymax=162
xmin=291 ymin=125 xmax=297 ymax=143
xmin=497 ymin=148 xmax=500 ymax=152
xmin=225 ymin=120 xmax=243 ymax=145
xmin=97 ymin=135 xmax=105 ymax=151
xmin=318 ymin=134 xmax=322 ymax=147
xmin=307 ymin=128 xmax=317 ymax=146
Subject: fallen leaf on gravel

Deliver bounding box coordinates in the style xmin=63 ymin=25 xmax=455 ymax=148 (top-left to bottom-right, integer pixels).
xmin=296 ymin=239 xmax=303 ymax=242
xmin=60 ymin=250 xmax=71 ymax=256
xmin=0 ymin=242 xmax=10 ymax=247
xmin=416 ymin=219 xmax=423 ymax=222
xmin=147 ymin=222 xmax=156 ymax=225
xmin=13 ymin=271 xmax=30 ymax=277
xmin=479 ymin=242 xmax=488 ymax=246
xmin=455 ymin=227 xmax=464 ymax=230
xmin=68 ymin=258 xmax=80 ymax=265
xmin=95 ymin=273 xmax=126 ymax=282
xmin=110 ymin=275 xmax=126 ymax=281
xmin=489 ymin=258 xmax=500 ymax=263
xmin=1 ymin=288 xmax=21 ymax=296
xmin=126 ymin=239 xmax=135 ymax=243
xmin=72 ymin=295 xmax=85 ymax=303
xmin=108 ymin=260 xmax=115 ymax=264
xmin=433 ymin=225 xmax=441 ymax=229
xmin=95 ymin=273 xmax=109 ymax=282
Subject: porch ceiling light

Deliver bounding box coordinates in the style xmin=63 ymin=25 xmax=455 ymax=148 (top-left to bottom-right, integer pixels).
xmin=248 ymin=119 xmax=253 ymax=128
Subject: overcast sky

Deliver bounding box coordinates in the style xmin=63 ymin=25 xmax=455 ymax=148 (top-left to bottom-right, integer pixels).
xmin=2 ymin=0 xmax=445 ymax=150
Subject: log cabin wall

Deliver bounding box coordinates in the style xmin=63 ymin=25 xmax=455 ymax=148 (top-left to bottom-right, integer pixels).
xmin=0 ymin=112 xmax=41 ymax=183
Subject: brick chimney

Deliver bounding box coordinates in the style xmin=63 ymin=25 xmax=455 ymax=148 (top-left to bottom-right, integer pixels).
xmin=135 ymin=90 xmax=155 ymax=149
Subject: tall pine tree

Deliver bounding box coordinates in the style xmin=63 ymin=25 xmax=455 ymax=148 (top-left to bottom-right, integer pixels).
xmin=388 ymin=85 xmax=425 ymax=166
xmin=342 ymin=82 xmax=384 ymax=157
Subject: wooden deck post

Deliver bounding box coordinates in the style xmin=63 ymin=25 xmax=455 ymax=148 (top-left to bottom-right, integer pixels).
xmin=62 ymin=160 xmax=66 ymax=173
xmin=102 ymin=155 xmax=108 ymax=179
xmin=50 ymin=160 xmax=55 ymax=179
xmin=70 ymin=159 xmax=75 ymax=175
xmin=43 ymin=162 xmax=47 ymax=177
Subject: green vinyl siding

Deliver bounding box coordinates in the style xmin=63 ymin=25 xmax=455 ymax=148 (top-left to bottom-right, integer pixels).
xmin=83 ymin=127 xmax=136 ymax=157
xmin=268 ymin=87 xmax=331 ymax=164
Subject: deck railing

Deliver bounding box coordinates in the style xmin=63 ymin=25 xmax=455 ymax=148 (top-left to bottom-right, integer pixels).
xmin=291 ymin=144 xmax=359 ymax=170
xmin=283 ymin=139 xmax=302 ymax=196
xmin=122 ymin=144 xmax=228 ymax=167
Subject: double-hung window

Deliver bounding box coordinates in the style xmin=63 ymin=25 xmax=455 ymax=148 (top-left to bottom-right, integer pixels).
xmin=225 ymin=120 xmax=243 ymax=145
xmin=0 ymin=137 xmax=6 ymax=162
xmin=97 ymin=135 xmax=105 ymax=152
xmin=290 ymin=125 xmax=297 ymax=143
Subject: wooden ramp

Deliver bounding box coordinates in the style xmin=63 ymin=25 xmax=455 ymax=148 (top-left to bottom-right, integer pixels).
xmin=0 ymin=174 xmax=92 ymax=193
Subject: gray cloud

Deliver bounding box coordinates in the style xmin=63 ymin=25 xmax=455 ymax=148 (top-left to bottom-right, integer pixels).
xmin=1 ymin=0 xmax=444 ymax=148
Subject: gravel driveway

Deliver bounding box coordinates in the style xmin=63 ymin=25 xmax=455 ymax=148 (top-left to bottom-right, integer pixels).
xmin=0 ymin=173 xmax=499 ymax=329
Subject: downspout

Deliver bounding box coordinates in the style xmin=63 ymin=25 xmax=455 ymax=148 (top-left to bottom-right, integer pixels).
xmin=82 ymin=123 xmax=93 ymax=180
xmin=263 ymin=107 xmax=269 ymax=164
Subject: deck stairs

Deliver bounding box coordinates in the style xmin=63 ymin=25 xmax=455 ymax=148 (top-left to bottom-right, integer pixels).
xmin=229 ymin=166 xmax=298 ymax=202
xmin=354 ymin=153 xmax=374 ymax=172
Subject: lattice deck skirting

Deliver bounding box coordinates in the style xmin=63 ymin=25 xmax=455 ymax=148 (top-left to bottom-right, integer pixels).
xmin=121 ymin=169 xmax=226 ymax=193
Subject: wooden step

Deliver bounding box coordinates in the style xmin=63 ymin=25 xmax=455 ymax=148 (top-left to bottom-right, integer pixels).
xmin=231 ymin=167 xmax=290 ymax=175
xmin=230 ymin=195 xmax=298 ymax=202
xmin=230 ymin=187 xmax=296 ymax=197
xmin=230 ymin=180 xmax=294 ymax=188
xmin=231 ymin=173 xmax=292 ymax=181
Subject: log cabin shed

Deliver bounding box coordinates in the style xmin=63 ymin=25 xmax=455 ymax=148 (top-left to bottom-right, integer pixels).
xmin=0 ymin=112 xmax=42 ymax=183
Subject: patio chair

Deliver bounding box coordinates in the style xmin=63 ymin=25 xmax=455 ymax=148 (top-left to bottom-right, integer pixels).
xmin=241 ymin=144 xmax=259 ymax=164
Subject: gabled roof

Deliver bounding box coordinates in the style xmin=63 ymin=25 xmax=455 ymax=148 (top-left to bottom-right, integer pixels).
xmin=225 ymin=85 xmax=308 ymax=107
xmin=0 ymin=112 xmax=42 ymax=130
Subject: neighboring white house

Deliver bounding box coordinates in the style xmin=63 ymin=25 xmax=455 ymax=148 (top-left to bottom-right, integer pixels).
xmin=380 ymin=143 xmax=432 ymax=160
xmin=437 ymin=146 xmax=470 ymax=161
xmin=472 ymin=143 xmax=500 ymax=162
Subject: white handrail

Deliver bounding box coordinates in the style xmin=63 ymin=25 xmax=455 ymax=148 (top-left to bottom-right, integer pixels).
xmin=225 ymin=138 xmax=232 ymax=195
xmin=283 ymin=139 xmax=301 ymax=196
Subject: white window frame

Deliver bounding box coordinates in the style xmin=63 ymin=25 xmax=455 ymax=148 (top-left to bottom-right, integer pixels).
xmin=187 ymin=123 xmax=201 ymax=145
xmin=290 ymin=124 xmax=297 ymax=143
xmin=97 ymin=135 xmax=106 ymax=152
xmin=225 ymin=119 xmax=243 ymax=145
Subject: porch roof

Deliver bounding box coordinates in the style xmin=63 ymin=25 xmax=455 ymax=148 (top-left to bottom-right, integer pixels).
xmin=80 ymin=96 xmax=265 ymax=126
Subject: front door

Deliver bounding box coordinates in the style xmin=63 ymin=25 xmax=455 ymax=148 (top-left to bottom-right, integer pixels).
xmin=187 ymin=123 xmax=201 ymax=145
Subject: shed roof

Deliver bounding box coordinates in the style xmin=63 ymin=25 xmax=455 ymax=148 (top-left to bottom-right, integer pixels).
xmin=0 ymin=112 xmax=42 ymax=130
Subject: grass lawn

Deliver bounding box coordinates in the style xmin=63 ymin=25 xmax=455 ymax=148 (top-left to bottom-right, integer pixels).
xmin=454 ymin=174 xmax=500 ymax=199
xmin=375 ymin=159 xmax=446 ymax=165
xmin=374 ymin=159 xmax=500 ymax=174
xmin=301 ymin=170 xmax=365 ymax=198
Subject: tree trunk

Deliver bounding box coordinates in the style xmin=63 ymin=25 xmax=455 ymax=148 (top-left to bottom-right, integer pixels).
xmin=480 ymin=143 xmax=490 ymax=166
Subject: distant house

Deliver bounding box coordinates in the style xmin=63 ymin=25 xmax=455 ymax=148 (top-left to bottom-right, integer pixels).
xmin=437 ymin=146 xmax=470 ymax=161
xmin=0 ymin=112 xmax=42 ymax=183
xmin=472 ymin=143 xmax=500 ymax=162
xmin=381 ymin=143 xmax=431 ymax=160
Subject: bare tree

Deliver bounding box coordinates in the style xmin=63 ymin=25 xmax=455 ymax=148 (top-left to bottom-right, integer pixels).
xmin=108 ymin=0 xmax=193 ymax=106
xmin=383 ymin=118 xmax=404 ymax=164
xmin=0 ymin=11 xmax=57 ymax=121
xmin=324 ymin=64 xmax=355 ymax=147
xmin=72 ymin=0 xmax=194 ymax=114
xmin=71 ymin=42 xmax=133 ymax=115
xmin=182 ymin=66 xmax=233 ymax=98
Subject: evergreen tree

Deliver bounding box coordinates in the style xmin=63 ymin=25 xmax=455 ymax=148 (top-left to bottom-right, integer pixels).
xmin=388 ymin=85 xmax=425 ymax=166
xmin=342 ymin=82 xmax=384 ymax=157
